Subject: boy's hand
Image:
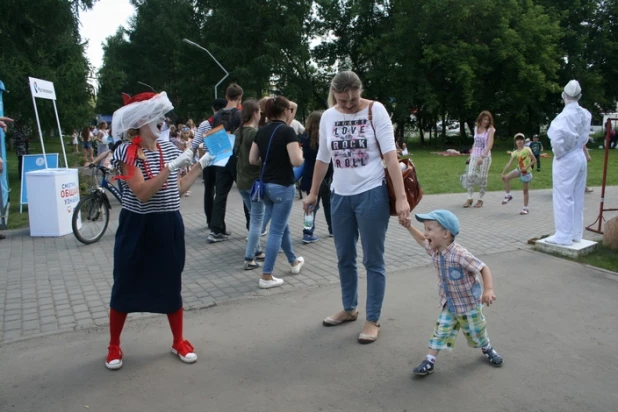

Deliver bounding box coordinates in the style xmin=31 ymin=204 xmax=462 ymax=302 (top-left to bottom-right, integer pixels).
xmin=402 ymin=216 xmax=413 ymax=228
xmin=482 ymin=288 xmax=497 ymax=306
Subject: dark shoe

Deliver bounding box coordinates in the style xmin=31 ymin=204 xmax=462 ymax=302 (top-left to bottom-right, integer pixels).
xmin=413 ymin=359 xmax=435 ymax=376
xmin=254 ymin=252 xmax=266 ymax=261
xmin=482 ymin=347 xmax=504 ymax=367
xmin=244 ymin=261 xmax=261 ymax=270
xmin=207 ymin=233 xmax=228 ymax=243
xmin=302 ymin=234 xmax=319 ymax=244
xmin=0 ymin=233 xmax=5 ymax=240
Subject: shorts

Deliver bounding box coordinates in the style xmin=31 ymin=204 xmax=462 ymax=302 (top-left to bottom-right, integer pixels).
xmin=428 ymin=305 xmax=489 ymax=351
xmin=512 ymin=169 xmax=533 ymax=183
xmin=83 ymin=141 xmax=93 ymax=150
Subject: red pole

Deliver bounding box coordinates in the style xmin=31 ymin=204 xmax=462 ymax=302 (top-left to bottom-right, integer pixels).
xmin=596 ymin=120 xmax=612 ymax=231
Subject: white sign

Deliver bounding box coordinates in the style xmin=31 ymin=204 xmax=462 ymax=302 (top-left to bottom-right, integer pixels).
xmin=29 ymin=77 xmax=57 ymax=100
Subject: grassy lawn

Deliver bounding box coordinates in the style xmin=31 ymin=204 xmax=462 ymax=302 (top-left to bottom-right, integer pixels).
xmin=3 ymin=138 xmax=84 ymax=229
xmin=406 ymin=145 xmax=618 ymax=195
xmin=574 ymin=245 xmax=618 ymax=273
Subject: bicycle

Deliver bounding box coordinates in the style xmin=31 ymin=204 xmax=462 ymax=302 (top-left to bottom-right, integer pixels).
xmin=72 ymin=163 xmax=123 ymax=245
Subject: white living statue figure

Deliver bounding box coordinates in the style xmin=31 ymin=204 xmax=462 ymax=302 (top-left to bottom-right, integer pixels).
xmin=545 ymin=80 xmax=592 ymax=246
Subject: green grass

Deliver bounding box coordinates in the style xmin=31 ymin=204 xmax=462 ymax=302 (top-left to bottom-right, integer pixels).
xmin=574 ymin=245 xmax=618 ymax=273
xmin=3 ymin=138 xmax=84 ymax=229
xmin=406 ymin=146 xmax=618 ymax=195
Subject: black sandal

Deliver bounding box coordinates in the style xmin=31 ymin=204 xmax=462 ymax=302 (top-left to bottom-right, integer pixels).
xmin=413 ymin=359 xmax=435 ymax=376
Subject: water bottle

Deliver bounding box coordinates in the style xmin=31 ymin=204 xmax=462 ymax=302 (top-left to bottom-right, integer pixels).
xmin=304 ymin=205 xmax=314 ymax=231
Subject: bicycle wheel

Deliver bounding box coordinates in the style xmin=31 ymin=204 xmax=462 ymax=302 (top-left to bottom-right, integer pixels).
xmin=72 ymin=194 xmax=110 ymax=245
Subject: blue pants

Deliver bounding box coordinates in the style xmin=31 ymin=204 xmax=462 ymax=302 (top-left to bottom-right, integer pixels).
xmin=331 ymin=183 xmax=390 ymax=322
xmin=262 ymin=184 xmax=298 ymax=274
xmin=239 ymin=189 xmax=264 ymax=261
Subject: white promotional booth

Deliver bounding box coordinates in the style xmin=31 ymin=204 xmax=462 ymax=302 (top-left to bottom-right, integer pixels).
xmin=25 ymin=76 xmax=79 ymax=237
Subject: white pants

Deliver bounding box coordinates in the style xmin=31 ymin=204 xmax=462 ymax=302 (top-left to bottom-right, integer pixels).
xmin=467 ymin=156 xmax=492 ymax=199
xmin=552 ymin=150 xmax=587 ymax=243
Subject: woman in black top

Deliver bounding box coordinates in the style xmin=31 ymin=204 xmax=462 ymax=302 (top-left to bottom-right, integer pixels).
xmin=249 ymin=96 xmax=305 ymax=289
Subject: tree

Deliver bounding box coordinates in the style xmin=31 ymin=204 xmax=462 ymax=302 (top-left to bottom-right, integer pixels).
xmin=0 ymin=0 xmax=96 ymax=133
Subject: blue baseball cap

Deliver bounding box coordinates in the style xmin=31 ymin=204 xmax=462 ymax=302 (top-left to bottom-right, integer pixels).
xmin=415 ymin=209 xmax=460 ymax=237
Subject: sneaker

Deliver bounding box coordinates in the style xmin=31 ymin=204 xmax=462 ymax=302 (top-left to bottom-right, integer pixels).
xmin=501 ymin=195 xmax=513 ymax=205
xmin=413 ymin=359 xmax=435 ymax=376
xmin=172 ymin=340 xmax=198 ymax=363
xmin=224 ymin=230 xmax=232 ymax=236
xmin=520 ymin=208 xmax=529 ymax=215
xmin=302 ymin=234 xmax=319 ymax=244
xmin=291 ymin=256 xmax=305 ymax=274
xmin=105 ymin=345 xmax=123 ymax=370
xmin=207 ymin=233 xmax=228 ymax=243
xmin=244 ymin=261 xmax=261 ymax=270
xmin=261 ymin=230 xmax=268 ymax=237
xmin=258 ymin=276 xmax=284 ymax=289
xmin=482 ymin=347 xmax=504 ymax=367
xmin=329 ymin=232 xmax=334 ymax=238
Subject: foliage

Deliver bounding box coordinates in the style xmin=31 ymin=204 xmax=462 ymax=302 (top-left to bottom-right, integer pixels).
xmin=0 ymin=0 xmax=96 ymax=133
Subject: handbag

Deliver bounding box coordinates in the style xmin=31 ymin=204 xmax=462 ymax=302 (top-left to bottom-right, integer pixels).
xmin=250 ymin=124 xmax=283 ymax=202
xmin=368 ymin=102 xmax=423 ymax=216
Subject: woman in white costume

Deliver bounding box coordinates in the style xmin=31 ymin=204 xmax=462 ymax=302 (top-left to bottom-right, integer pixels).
xmin=545 ymin=80 xmax=592 ymax=246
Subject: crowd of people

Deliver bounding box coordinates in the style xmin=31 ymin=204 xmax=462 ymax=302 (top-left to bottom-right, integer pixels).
xmin=0 ymin=74 xmax=595 ymax=377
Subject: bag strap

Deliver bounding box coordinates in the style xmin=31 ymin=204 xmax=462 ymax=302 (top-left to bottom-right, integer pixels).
xmin=258 ymin=123 xmax=283 ymax=181
xmin=367 ymin=101 xmax=383 ymax=159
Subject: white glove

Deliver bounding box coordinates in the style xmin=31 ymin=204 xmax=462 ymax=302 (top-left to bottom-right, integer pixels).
xmin=198 ymin=152 xmax=216 ymax=169
xmin=165 ymin=148 xmax=194 ymax=172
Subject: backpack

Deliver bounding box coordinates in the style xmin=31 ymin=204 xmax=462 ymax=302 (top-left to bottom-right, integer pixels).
xmin=211 ymin=108 xmax=240 ymax=133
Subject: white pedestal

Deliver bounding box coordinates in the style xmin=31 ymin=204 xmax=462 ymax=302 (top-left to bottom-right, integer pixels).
xmin=535 ymin=238 xmax=598 ymax=258
xmin=26 ymin=168 xmax=80 ymax=237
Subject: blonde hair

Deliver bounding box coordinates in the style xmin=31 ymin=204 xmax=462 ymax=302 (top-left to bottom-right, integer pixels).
xmin=327 ymin=71 xmax=363 ymax=108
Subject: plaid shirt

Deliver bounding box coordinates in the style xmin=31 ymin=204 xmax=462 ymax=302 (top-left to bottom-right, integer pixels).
xmin=424 ymin=240 xmax=486 ymax=313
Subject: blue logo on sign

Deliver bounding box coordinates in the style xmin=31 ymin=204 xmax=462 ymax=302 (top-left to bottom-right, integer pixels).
xmin=34 ymin=82 xmax=39 ymax=93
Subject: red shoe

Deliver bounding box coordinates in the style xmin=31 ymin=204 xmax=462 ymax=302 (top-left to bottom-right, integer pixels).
xmin=105 ymin=345 xmax=123 ymax=370
xmin=172 ymin=340 xmax=198 ymax=363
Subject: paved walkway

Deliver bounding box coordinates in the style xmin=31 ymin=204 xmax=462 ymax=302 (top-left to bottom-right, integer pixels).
xmin=0 ymin=181 xmax=616 ymax=343
xmin=1 ymin=250 xmax=617 ymax=411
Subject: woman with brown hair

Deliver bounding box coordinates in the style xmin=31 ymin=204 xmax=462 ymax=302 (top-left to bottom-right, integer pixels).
xmin=249 ymin=96 xmax=305 ymax=289
xmin=299 ymin=111 xmax=332 ymax=243
xmin=463 ymin=111 xmax=495 ymax=208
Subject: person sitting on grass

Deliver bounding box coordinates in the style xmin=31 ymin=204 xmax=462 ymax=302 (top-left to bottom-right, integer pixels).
xmin=403 ymin=209 xmax=503 ymax=376
xmin=500 ymin=133 xmax=536 ymax=215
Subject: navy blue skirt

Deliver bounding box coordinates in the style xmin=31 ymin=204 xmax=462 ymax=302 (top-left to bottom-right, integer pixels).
xmin=110 ymin=209 xmax=185 ymax=314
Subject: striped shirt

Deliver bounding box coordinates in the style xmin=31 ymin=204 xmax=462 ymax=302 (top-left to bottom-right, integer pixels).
xmin=471 ymin=128 xmax=493 ymax=157
xmin=424 ymin=240 xmax=486 ymax=313
xmin=191 ymin=119 xmax=212 ymax=151
xmin=111 ymin=141 xmax=182 ymax=214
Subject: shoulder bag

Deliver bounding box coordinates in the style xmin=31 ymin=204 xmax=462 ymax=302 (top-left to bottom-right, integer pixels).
xmin=368 ymin=102 xmax=423 ymax=215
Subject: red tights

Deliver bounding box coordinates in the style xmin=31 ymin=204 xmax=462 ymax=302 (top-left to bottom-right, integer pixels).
xmin=109 ymin=308 xmax=184 ymax=346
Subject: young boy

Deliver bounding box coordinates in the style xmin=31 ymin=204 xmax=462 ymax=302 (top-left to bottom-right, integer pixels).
xmin=501 ymin=133 xmax=536 ymax=215
xmin=404 ymin=209 xmax=503 ymax=376
xmin=529 ymin=134 xmax=544 ymax=171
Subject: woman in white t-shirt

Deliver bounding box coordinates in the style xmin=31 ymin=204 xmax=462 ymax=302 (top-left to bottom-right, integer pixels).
xmin=303 ymin=71 xmax=410 ymax=344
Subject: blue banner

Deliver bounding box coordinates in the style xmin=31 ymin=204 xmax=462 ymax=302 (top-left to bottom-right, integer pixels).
xmin=0 ymin=80 xmax=8 ymax=225
xmin=20 ymin=153 xmax=59 ymax=208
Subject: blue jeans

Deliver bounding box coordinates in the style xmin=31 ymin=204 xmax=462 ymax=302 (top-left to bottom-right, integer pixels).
xmin=239 ymin=189 xmax=264 ymax=261
xmin=262 ymin=183 xmax=297 ymax=274
xmin=331 ymin=183 xmax=390 ymax=322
